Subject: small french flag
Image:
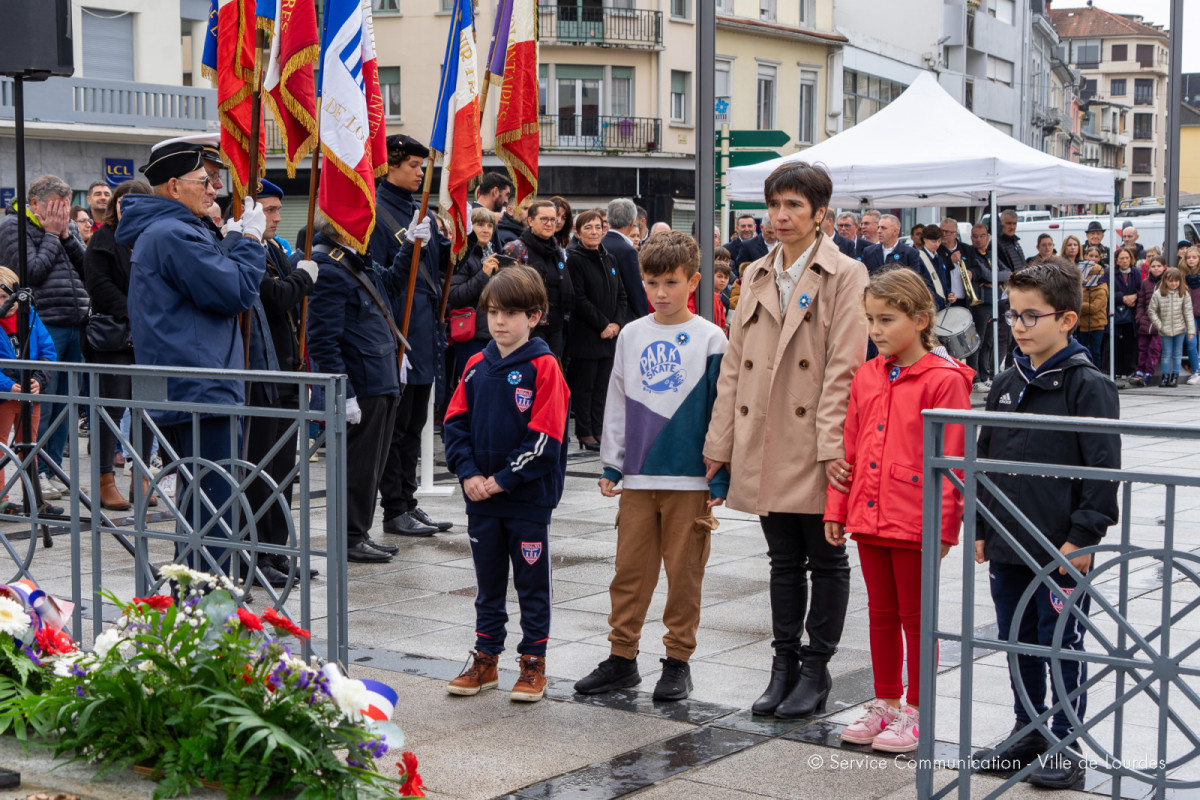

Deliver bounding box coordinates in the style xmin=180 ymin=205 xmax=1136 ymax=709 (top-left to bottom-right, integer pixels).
xmin=359 ymin=678 xmax=398 ymax=722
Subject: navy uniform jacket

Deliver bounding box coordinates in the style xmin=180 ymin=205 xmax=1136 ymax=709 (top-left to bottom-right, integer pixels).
xmin=305 ymin=233 xmax=400 ymax=401
xmin=832 ymin=231 xmax=856 ymax=258
xmin=367 ymin=180 xmax=448 ymax=389
xmin=861 ymin=241 xmax=942 ymax=309
xmin=854 ymin=237 xmax=874 ymax=260
xmin=602 ymin=230 xmax=648 ymax=321
xmin=117 ymin=194 xmax=265 ymax=425
xmin=734 ymin=235 xmax=769 ymax=268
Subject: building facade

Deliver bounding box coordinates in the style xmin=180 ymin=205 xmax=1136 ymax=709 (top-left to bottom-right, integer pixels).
xmin=1182 ymin=102 xmax=1200 ymax=196
xmin=1049 ymin=5 xmax=1168 ymax=201
xmin=1027 ymin=2 xmax=1081 ymax=164
xmin=0 ymin=0 xmax=216 ymax=204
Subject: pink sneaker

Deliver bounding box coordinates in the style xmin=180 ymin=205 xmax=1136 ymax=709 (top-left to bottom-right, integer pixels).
xmin=840 ymin=699 xmax=899 ymax=745
xmin=872 ymin=705 xmax=920 ymax=753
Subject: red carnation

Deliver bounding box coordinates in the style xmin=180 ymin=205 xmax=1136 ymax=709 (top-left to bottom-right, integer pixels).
xmin=262 ymin=607 xmax=311 ymax=640
xmin=397 ymin=752 xmax=425 ymax=798
xmin=35 ymin=626 xmax=75 ymax=656
xmin=236 ymin=609 xmax=263 ymax=631
xmin=242 ymin=666 xmax=253 ymax=684
xmin=131 ymin=596 xmax=174 ymax=613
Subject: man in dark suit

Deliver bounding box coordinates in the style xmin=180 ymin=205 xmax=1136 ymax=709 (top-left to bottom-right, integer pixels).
xmin=856 ymin=209 xmax=881 ymax=258
xmin=861 ymin=214 xmax=940 ymax=305
xmin=833 ymin=211 xmax=865 ymax=258
xmin=603 ymin=198 xmax=648 ymax=321
xmin=723 ymin=213 xmax=757 ymax=266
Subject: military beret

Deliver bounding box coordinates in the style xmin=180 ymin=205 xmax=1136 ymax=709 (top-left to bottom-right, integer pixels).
xmin=386 ymin=134 xmax=429 ymax=160
xmin=256 ymin=178 xmax=284 ymax=199
xmin=139 ymin=142 xmax=208 ymax=186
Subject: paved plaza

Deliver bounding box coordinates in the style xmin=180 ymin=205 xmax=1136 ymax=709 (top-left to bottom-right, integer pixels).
xmin=4 ymin=385 xmax=1199 ymax=799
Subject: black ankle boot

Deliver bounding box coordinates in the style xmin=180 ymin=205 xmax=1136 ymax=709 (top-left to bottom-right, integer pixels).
xmin=1169 ymin=373 xmax=1179 ymax=388
xmin=775 ymin=660 xmax=831 ymax=719
xmin=751 ymin=653 xmax=799 ymax=716
xmin=1161 ymin=372 xmax=1171 ymax=387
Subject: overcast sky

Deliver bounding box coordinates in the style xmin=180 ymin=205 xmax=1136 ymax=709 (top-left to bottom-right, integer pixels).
xmin=1049 ymin=0 xmax=1199 ymax=71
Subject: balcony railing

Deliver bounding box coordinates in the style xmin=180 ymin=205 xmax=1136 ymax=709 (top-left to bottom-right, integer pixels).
xmin=538 ymin=114 xmax=660 ymax=152
xmin=537 ymin=5 xmax=663 ymax=49
xmin=0 ymin=76 xmax=215 ymax=131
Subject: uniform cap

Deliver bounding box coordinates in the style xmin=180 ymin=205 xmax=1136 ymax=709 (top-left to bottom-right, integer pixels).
xmin=139 ymin=143 xmax=208 ymax=186
xmin=386 ymin=134 xmax=429 ymax=160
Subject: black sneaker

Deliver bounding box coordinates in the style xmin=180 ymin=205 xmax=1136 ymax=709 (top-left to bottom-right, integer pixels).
xmin=653 ymin=657 xmax=692 ymax=702
xmin=1026 ymin=744 xmax=1085 ymax=789
xmin=411 ymin=507 xmax=453 ymax=532
xmin=574 ymin=654 xmax=641 ymax=695
xmin=972 ymin=723 xmax=1050 ymax=775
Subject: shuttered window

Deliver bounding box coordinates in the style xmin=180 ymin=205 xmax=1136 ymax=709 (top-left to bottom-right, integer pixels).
xmin=82 ymin=8 xmax=135 ymax=81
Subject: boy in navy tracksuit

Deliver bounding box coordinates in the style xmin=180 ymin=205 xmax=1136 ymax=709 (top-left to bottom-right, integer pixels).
xmin=443 ymin=264 xmax=570 ymax=703
xmin=972 ymin=257 xmax=1119 ymax=790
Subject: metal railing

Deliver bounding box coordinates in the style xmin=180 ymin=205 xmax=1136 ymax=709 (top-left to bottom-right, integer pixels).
xmin=918 ymin=409 xmax=1200 ymax=800
xmin=0 ymin=77 xmax=215 ymax=131
xmin=537 ymin=4 xmax=663 ymax=48
xmin=0 ymin=361 xmax=348 ymax=665
xmin=538 ymin=114 xmax=661 ymax=152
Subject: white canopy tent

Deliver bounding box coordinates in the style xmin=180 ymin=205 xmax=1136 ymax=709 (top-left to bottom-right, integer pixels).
xmin=727 ymin=71 xmax=1118 ymax=377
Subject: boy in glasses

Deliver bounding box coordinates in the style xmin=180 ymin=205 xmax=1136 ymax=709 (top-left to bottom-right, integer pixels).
xmin=973 ymin=256 xmax=1119 ymax=789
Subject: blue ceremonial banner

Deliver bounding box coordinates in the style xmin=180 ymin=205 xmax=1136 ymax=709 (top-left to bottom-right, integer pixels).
xmin=104 ymin=158 xmax=135 ymax=187
xmin=200 ymin=0 xmax=218 ymax=82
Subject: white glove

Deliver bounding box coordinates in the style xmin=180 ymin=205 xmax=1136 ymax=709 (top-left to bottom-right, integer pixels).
xmin=238 ymin=197 xmax=267 ymax=241
xmin=405 ymin=213 xmax=432 ymax=244
xmin=296 ymin=259 xmax=319 ymax=284
xmin=400 ymin=353 xmax=411 ymax=386
xmin=346 ymin=396 xmax=362 ymax=425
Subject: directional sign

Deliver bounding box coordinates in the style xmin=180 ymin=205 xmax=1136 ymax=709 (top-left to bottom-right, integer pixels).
xmin=726 ymin=129 xmax=790 ymax=148
xmin=727 ymin=150 xmax=781 ymax=168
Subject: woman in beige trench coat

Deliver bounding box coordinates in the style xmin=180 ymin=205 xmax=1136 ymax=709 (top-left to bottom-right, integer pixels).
xmin=703 ymin=162 xmax=868 ymax=719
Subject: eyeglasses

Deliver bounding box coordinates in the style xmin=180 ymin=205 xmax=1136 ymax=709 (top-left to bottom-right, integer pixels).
xmin=177 ymin=175 xmax=213 ymax=189
xmin=533 ymin=216 xmax=556 ymax=224
xmin=1003 ymin=309 xmax=1065 ymax=327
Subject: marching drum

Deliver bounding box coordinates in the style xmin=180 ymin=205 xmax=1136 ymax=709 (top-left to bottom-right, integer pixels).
xmin=934 ymin=306 xmax=980 ymax=360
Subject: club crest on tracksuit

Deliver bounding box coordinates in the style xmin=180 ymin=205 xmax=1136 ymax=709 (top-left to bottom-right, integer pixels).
xmin=1049 ymin=586 xmax=1074 ymax=613
xmin=514 ymin=387 xmax=533 ymax=412
xmin=521 ymin=541 xmax=543 ymax=565
xmin=639 ymin=341 xmax=687 ymax=394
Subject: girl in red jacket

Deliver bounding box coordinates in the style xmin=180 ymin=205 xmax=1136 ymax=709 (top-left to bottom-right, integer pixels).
xmin=824 ymin=268 xmax=972 ymax=753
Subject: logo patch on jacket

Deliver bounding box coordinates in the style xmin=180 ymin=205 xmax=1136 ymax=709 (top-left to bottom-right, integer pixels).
xmin=514 ymin=386 xmax=533 ymax=412
xmin=521 ymin=541 xmax=543 ymax=565
xmin=639 ymin=341 xmax=687 ymax=394
xmin=999 ymin=392 xmax=1013 ymax=405
xmin=1049 ymin=586 xmax=1074 ymax=613
xmin=507 ymin=370 xmax=522 ymax=385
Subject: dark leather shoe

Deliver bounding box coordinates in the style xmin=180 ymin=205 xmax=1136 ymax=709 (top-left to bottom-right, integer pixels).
xmin=411 ymin=506 xmax=453 ymax=532
xmin=270 ymin=554 xmax=319 ymax=579
xmin=364 ymin=535 xmax=399 ymax=555
xmin=1026 ymin=745 xmax=1085 ymax=789
xmin=972 ymin=723 xmax=1051 ymax=775
xmin=382 ymin=511 xmax=437 ymax=537
xmin=775 ymin=660 xmax=831 ymax=718
xmin=347 ymin=541 xmax=393 ymax=562
xmin=752 ymin=653 xmax=799 ymax=716
xmin=255 ymin=563 xmax=291 ymax=588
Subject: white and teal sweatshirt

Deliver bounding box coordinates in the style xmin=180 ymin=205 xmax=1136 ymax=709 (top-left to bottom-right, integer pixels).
xmin=600 ymin=315 xmax=730 ymax=496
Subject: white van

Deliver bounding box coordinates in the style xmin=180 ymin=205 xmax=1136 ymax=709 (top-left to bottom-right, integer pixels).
xmin=1015 ymin=211 xmax=1200 ymax=256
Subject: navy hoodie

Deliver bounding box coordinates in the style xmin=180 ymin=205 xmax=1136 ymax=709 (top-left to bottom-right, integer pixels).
xmin=443 ymin=337 xmax=570 ymax=523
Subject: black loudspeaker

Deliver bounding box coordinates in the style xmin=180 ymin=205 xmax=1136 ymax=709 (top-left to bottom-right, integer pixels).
xmin=0 ymin=0 xmax=74 ymax=81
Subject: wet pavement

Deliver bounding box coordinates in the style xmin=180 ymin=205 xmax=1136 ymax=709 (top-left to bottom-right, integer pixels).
xmin=5 ymin=385 xmax=1200 ymax=798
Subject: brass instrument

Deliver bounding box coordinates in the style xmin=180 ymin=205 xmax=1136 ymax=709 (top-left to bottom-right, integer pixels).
xmin=959 ymin=257 xmax=983 ymax=306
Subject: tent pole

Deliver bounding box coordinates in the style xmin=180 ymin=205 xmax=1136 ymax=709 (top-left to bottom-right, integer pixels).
xmin=990 ymin=191 xmax=1000 ymax=379
xmin=1108 ymin=204 xmax=1116 ymax=382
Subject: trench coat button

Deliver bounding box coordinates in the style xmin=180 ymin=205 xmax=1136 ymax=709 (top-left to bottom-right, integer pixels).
xmin=744 ymin=360 xmax=753 ymax=369
xmin=739 ymin=406 xmax=749 ymax=415
xmin=804 ymin=311 xmax=813 ymax=321
xmin=912 ymin=475 xmax=919 ymax=482
xmin=795 ymin=407 xmax=806 ymax=417
xmin=877 ymin=424 xmax=884 ymax=431
xmin=867 ymin=500 xmax=875 ymax=508
xmin=750 ymin=313 xmax=759 ymax=324
xmin=870 ymin=462 xmax=877 ymax=469
xmin=799 ymin=359 xmax=809 ymax=369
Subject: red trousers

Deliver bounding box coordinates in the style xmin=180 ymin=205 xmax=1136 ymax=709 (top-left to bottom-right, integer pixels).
xmin=0 ymin=400 xmax=41 ymax=500
xmin=858 ymin=539 xmax=935 ymax=707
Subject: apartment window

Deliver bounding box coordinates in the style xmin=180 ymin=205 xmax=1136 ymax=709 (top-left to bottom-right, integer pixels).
xmin=715 ymin=59 xmax=732 ymax=121
xmin=964 ymin=80 xmax=974 ymax=112
xmin=987 ymin=0 xmax=1014 ymax=25
xmin=1136 ymin=44 xmax=1155 ymax=68
xmin=538 ymin=64 xmax=548 ymax=116
xmin=842 ymin=69 xmax=905 ymax=128
xmin=1110 ymin=78 xmax=1126 ymax=96
xmin=760 ymin=0 xmax=776 ymax=22
xmin=798 ymin=70 xmax=817 ymax=144
xmin=715 ymin=0 xmax=730 ymax=11
xmin=1110 ymin=44 xmax=1127 ymax=61
xmin=1080 ymin=79 xmax=1097 ymax=100
xmin=378 ymin=67 xmax=401 ymax=118
xmin=1134 ymin=78 xmax=1154 ymax=105
xmin=438 ymin=0 xmax=453 ymax=11
xmin=987 ymin=56 xmax=1014 ymax=87
xmin=611 ymin=67 xmax=633 ymax=117
xmin=372 ymin=0 xmax=399 ymax=12
xmin=1070 ymin=38 xmax=1101 ymax=69
xmin=756 ymin=63 xmax=777 ymax=130
xmin=1132 ymin=181 xmax=1153 ymax=198
xmin=670 ymin=70 xmax=690 ymax=123
xmin=82 ymin=7 xmax=134 ymax=81
xmin=1133 ymin=112 xmax=1153 ymax=141
xmin=799 ymin=0 xmax=814 ymax=24
xmin=671 ymin=0 xmax=688 ymax=19
xmin=1132 ymin=147 xmax=1152 ymax=175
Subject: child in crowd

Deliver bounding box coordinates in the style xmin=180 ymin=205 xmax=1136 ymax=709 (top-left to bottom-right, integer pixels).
xmin=1179 ymin=246 xmax=1200 ymax=383
xmin=1076 ymin=248 xmax=1108 ymax=368
xmin=0 ymin=266 xmax=58 ymax=515
xmin=827 ymin=268 xmax=972 ymax=754
xmin=1147 ymin=267 xmax=1194 ymax=388
xmin=1129 ymin=252 xmax=1166 ymax=387
xmin=443 ymin=265 xmax=571 ymax=703
xmin=712 ymin=261 xmax=731 ymax=332
xmin=574 ymin=231 xmax=728 ymax=702
xmin=973 ymin=257 xmax=1119 ymax=789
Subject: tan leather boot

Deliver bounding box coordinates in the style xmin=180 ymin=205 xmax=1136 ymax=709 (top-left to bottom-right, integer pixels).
xmin=99 ymin=472 xmax=131 ymax=510
xmin=130 ymin=475 xmax=158 ymax=507
xmin=510 ymin=654 xmax=547 ymax=702
xmin=446 ymin=650 xmax=499 ymax=696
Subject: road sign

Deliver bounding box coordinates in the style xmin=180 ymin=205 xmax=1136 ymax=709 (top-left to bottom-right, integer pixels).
xmin=726 ymin=129 xmax=790 ymax=148
xmin=727 ymin=150 xmax=781 ymax=168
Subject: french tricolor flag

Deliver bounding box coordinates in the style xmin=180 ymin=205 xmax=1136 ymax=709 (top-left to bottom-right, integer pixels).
xmin=359 ymin=678 xmax=399 ymax=722
xmin=431 ymin=0 xmax=482 ymax=263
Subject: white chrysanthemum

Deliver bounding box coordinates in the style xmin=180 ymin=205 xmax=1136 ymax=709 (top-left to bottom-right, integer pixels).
xmin=93 ymin=628 xmax=125 ymax=659
xmin=52 ymin=651 xmax=86 ymax=677
xmin=322 ymin=665 xmax=368 ymax=723
xmin=0 ymin=596 xmax=29 ymax=636
xmin=158 ymin=564 xmax=192 ymax=581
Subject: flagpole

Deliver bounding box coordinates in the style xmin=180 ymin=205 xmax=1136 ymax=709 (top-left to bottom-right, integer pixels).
xmin=400 ymin=155 xmax=437 ymax=345
xmin=241 ymin=19 xmax=268 ymax=370
xmin=299 ymin=117 xmax=320 ymax=364
xmin=477 ymin=0 xmax=510 ymax=125
xmin=437 ymin=215 xmax=457 ymax=321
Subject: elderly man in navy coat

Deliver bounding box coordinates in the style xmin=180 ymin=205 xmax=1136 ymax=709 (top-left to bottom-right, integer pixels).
xmin=603 ymin=198 xmax=648 ymax=322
